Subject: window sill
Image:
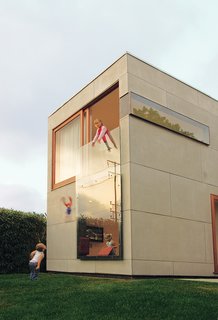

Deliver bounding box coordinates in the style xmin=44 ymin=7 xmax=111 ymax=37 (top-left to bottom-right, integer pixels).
xmin=52 ymin=176 xmax=76 ymax=190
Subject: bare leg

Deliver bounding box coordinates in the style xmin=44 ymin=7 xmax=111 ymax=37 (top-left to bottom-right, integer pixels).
xmin=104 ymin=141 xmax=111 ymax=151
xmin=107 ymin=132 xmax=117 ymax=149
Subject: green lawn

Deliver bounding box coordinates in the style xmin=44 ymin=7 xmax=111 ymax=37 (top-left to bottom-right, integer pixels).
xmin=0 ymin=273 xmax=217 ymax=320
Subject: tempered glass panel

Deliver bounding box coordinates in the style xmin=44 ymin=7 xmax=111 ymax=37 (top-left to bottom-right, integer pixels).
xmin=131 ymin=92 xmax=210 ymax=144
xmin=76 ymin=128 xmax=122 ymax=259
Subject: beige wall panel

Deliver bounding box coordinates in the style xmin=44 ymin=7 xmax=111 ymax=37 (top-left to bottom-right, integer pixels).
xmin=120 ymin=116 xmax=130 ymax=164
xmin=207 ymin=185 xmax=218 ymax=197
xmin=204 ymin=223 xmax=214 ymax=263
xmin=173 ymin=262 xmax=214 ymax=276
xmin=47 ymin=170 xmax=52 ymax=193
xmin=67 ymin=260 xmax=96 ymax=273
xmin=47 ymin=183 xmax=76 ymax=226
xmin=47 ymin=259 xmax=96 ymax=273
xmin=47 ymin=259 xmax=69 ymax=272
xmin=47 ymin=128 xmax=52 ymax=148
xmin=129 ymin=117 xmax=202 ymax=181
xmin=48 ymin=260 xmax=131 ymax=275
xmin=120 ymin=93 xmax=131 ymax=119
xmin=132 ymin=260 xmax=173 ymax=276
xmin=128 ymin=73 xmax=166 ymax=106
xmin=131 ymin=212 xmax=206 ymax=263
xmin=165 ymin=76 xmax=198 ymax=106
xmin=47 ymin=222 xmax=77 ymax=260
xmin=164 ymin=218 xmax=206 ymax=263
xmin=122 ymin=210 xmax=132 ymax=260
xmin=93 ymin=56 xmax=127 ymax=98
xmin=119 ymin=72 xmax=128 ymax=98
xmin=95 ymin=260 xmax=132 ymax=275
xmin=47 ymin=130 xmax=52 ymax=191
xmin=208 ymin=116 xmax=218 ymax=151
xmin=167 ymin=93 xmax=218 ymax=151
xmin=166 ymin=93 xmax=210 ymax=124
xmin=170 ymin=175 xmax=211 ymax=223
xmin=130 ymin=163 xmax=171 ymax=215
xmin=127 ymin=54 xmax=168 ymax=90
xmin=202 ymin=147 xmax=218 ymax=186
xmin=198 ymin=92 xmax=218 ymax=116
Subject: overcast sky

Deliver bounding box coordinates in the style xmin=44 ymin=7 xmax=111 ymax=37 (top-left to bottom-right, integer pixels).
xmin=0 ymin=0 xmax=217 ymax=213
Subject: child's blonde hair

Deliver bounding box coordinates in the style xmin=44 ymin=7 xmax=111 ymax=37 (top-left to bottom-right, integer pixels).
xmin=94 ymin=118 xmax=102 ymax=124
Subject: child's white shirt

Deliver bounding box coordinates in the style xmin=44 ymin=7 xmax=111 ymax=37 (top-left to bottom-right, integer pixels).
xmin=30 ymin=250 xmax=44 ymax=263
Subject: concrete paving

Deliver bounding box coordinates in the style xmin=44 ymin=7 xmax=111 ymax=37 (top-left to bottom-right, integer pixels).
xmin=180 ymin=278 xmax=218 ymax=283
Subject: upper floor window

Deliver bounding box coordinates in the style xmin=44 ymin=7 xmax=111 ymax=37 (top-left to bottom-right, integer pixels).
xmin=131 ymin=92 xmax=210 ymax=145
xmin=52 ymin=84 xmax=119 ymax=190
xmin=55 ymin=114 xmax=81 ymax=184
xmin=52 ymin=112 xmax=81 ymax=189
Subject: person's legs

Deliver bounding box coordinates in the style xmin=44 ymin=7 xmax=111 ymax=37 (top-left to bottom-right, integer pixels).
xmin=29 ymin=262 xmax=38 ymax=280
xmin=33 ymin=268 xmax=39 ymax=280
xmin=104 ymin=141 xmax=111 ymax=151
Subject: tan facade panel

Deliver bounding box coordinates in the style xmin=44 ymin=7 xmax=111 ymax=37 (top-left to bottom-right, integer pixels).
xmin=132 ymin=260 xmax=174 ymax=276
xmin=129 ymin=116 xmax=203 ymax=181
xmin=201 ymin=147 xmax=218 ymax=186
xmin=128 ymin=73 xmax=167 ymax=107
xmin=173 ymin=262 xmax=214 ymax=276
xmin=131 ymin=211 xmax=207 ymax=263
xmin=130 ymin=163 xmax=171 ymax=216
xmin=170 ymin=175 xmax=211 ymax=223
xmin=127 ymin=54 xmax=169 ymax=91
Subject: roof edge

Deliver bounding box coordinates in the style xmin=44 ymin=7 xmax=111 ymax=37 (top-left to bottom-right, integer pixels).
xmin=49 ymin=51 xmax=217 ymax=118
xmin=126 ymin=51 xmax=217 ymax=103
xmin=49 ymin=52 xmax=128 ymax=118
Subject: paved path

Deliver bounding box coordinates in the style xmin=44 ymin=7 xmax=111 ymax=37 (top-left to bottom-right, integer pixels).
xmin=180 ymin=278 xmax=218 ymax=283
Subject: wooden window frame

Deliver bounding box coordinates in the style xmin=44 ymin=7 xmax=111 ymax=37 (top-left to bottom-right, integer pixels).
xmin=51 ymin=82 xmax=119 ymax=190
xmin=52 ymin=111 xmax=83 ymax=190
xmin=211 ymin=194 xmax=218 ymax=274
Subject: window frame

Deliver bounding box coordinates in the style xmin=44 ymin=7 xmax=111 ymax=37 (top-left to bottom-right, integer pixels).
xmin=51 ymin=82 xmax=119 ymax=190
xmin=211 ymin=194 xmax=218 ymax=274
xmin=52 ymin=110 xmax=83 ymax=190
xmin=131 ymin=92 xmax=210 ymax=145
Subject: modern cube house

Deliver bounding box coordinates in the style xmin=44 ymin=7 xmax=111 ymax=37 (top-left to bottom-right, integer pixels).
xmin=47 ymin=53 xmax=218 ymax=277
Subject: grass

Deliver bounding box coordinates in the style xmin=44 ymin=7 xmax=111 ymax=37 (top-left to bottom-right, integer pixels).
xmin=0 ymin=273 xmax=218 ymax=320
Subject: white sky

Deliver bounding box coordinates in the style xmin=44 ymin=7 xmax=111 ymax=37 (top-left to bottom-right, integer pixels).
xmin=0 ymin=0 xmax=217 ymax=213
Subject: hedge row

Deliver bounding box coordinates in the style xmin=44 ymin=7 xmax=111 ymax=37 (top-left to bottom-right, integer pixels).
xmin=0 ymin=208 xmax=46 ymax=273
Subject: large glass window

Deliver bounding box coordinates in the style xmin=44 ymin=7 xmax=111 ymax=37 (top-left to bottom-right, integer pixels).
xmin=52 ymin=84 xmax=122 ymax=260
xmin=53 ymin=113 xmax=81 ymax=188
xmin=131 ymin=92 xmax=210 ymax=145
xmin=52 ymin=85 xmax=119 ymax=190
xmin=77 ymin=159 xmax=122 ymax=260
xmin=76 ymin=85 xmax=122 ymax=259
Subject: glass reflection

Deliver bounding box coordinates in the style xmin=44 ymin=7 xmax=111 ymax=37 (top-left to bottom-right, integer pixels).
xmin=131 ymin=92 xmax=210 ymax=145
xmin=77 ymin=128 xmax=122 ymax=259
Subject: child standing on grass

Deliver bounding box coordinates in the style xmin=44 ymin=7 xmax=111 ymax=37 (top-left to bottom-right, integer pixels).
xmin=29 ymin=243 xmax=46 ymax=280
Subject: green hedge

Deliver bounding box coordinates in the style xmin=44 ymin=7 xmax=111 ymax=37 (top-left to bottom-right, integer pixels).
xmin=0 ymin=208 xmax=46 ymax=274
